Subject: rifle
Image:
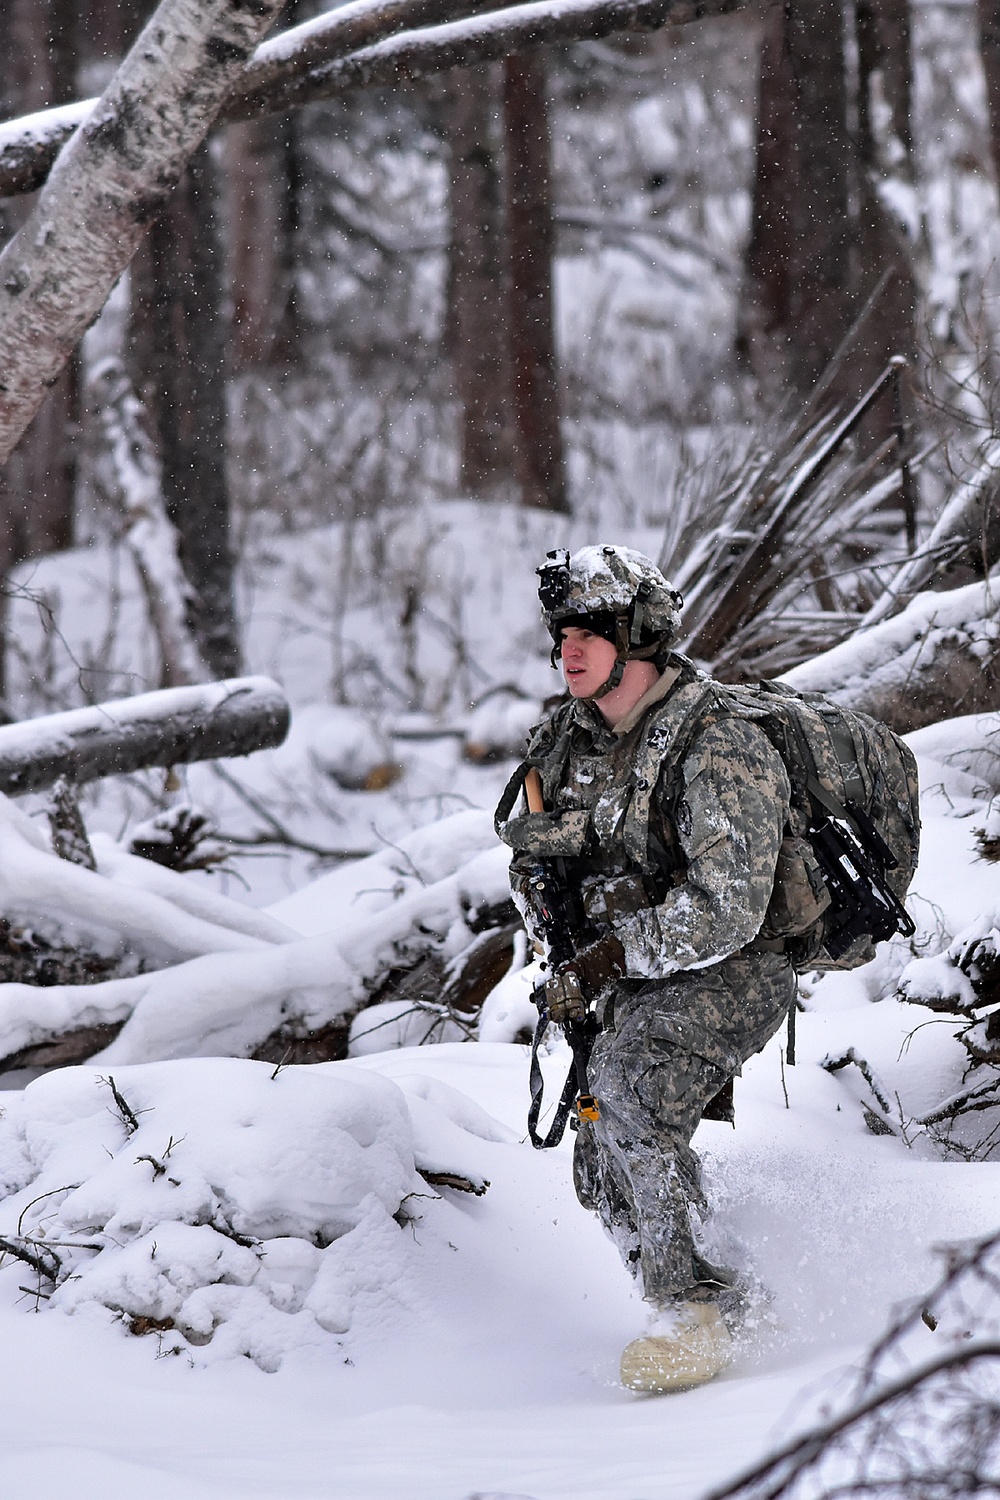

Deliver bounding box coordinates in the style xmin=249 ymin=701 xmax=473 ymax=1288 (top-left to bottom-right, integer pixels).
xmin=809 ymin=798 xmax=916 ymax=960
xmin=521 ymin=771 xmax=602 ymax=1149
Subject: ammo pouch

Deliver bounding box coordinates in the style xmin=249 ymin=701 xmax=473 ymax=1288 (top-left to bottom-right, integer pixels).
xmin=581 ymin=871 xmax=663 ymax=924
xmin=760 ymin=834 xmax=831 ymax=940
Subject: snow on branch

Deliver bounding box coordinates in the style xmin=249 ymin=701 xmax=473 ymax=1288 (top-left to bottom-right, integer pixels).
xmin=0 ymin=677 xmax=290 ymax=798
xmin=0 ymin=794 xmax=295 ymax=1032
xmin=782 ymin=578 xmax=1000 ymax=734
xmin=0 ymin=812 xmax=512 ymax=1076
xmin=230 ymin=0 xmax=744 ymax=115
xmin=0 ymin=0 xmax=762 ymax=198
xmin=860 ymin=438 xmax=1000 ymax=630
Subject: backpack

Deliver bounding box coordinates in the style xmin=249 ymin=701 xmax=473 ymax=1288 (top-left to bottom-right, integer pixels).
xmin=669 ymin=679 xmax=921 ymax=971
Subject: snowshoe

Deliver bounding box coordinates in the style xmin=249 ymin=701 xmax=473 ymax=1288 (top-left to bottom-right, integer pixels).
xmin=620 ymin=1299 xmax=733 ymax=1394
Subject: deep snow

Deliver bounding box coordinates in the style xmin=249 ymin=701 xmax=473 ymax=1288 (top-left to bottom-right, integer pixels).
xmin=3 ymin=704 xmax=1000 ymax=1497
xmin=0 ymin=502 xmax=999 ymax=1498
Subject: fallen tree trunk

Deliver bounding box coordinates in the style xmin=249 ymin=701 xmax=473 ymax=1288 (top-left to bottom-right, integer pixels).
xmin=0 ymin=0 xmax=767 ymax=199
xmin=782 ymin=579 xmax=1000 ymax=734
xmin=0 ymin=812 xmax=514 ymax=1075
xmin=0 ymin=676 xmax=290 ymax=797
xmin=0 ymin=0 xmax=285 ymax=467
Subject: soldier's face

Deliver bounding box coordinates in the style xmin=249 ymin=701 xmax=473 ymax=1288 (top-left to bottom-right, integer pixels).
xmin=560 ymin=626 xmax=618 ymax=697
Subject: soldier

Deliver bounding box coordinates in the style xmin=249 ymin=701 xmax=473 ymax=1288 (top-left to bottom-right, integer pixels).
xmin=496 ymin=544 xmax=797 ymax=1394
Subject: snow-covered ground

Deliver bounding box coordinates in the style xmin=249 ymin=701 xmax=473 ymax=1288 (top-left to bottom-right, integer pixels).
xmin=2 ymin=665 xmax=1000 ymax=1496
xmin=1 ymin=505 xmax=1000 ymax=1497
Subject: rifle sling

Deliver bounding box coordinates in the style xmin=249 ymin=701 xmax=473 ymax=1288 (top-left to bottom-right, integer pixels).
xmin=528 ymin=1011 xmax=599 ymax=1150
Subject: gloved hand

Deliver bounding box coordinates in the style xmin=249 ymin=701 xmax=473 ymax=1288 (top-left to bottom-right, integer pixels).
xmin=543 ymin=966 xmax=587 ymax=1024
xmin=543 ymin=933 xmax=627 ymax=1023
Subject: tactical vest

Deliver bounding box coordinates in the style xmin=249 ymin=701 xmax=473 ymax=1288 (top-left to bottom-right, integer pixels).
xmin=496 ymin=670 xmax=710 ymax=930
xmin=496 ymin=661 xmax=920 ymax=972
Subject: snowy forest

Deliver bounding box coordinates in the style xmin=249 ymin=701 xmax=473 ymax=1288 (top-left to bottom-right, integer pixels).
xmin=3 ymin=0 xmax=1000 ymax=1495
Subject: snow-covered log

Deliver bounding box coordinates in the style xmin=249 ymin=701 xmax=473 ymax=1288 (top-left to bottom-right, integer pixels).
xmin=0 ymin=677 xmax=290 ymax=797
xmin=782 ymin=579 xmax=1000 ymax=734
xmin=0 ymin=0 xmax=285 ymax=466
xmin=89 ymin=359 xmax=209 ymax=689
xmin=0 ymin=0 xmax=763 ymax=198
xmin=0 ymin=794 xmax=298 ymax=1069
xmin=0 ymin=811 xmax=513 ymax=1076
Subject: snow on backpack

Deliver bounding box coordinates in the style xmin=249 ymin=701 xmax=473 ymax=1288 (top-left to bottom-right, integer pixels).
xmin=674 ymin=679 xmax=920 ymax=971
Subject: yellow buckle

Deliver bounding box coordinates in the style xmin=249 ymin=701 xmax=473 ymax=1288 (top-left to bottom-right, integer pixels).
xmin=576 ymin=1094 xmax=600 ymax=1123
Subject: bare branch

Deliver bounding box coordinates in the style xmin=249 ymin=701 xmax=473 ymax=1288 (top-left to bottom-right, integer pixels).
xmin=100 ymin=1074 xmax=142 ymax=1136
xmin=705 ymin=1343 xmax=1000 ymax=1500
xmin=0 ymin=1235 xmax=62 ymax=1283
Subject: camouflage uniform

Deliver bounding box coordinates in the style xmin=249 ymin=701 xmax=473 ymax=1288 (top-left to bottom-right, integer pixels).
xmin=499 ymin=655 xmax=796 ymax=1306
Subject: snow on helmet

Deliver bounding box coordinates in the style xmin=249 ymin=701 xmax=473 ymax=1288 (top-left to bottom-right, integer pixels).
xmin=537 ymin=544 xmax=683 ymax=699
xmin=538 ymin=544 xmax=682 ymax=648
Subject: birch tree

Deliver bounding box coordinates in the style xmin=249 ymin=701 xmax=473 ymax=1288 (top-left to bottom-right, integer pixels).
xmin=0 ymin=0 xmax=286 ymax=469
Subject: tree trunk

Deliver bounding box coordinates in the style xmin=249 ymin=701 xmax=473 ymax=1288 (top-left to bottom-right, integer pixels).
xmin=856 ymin=0 xmax=912 ymax=161
xmin=0 ymin=0 xmax=285 ymax=468
xmin=224 ymin=0 xmax=302 ymax=371
xmin=0 ymin=0 xmax=81 ymax=699
xmin=739 ymin=4 xmax=796 ymax=384
xmin=444 ymin=63 xmax=518 ymax=500
xmin=129 ymin=142 xmax=241 ymax=679
xmin=89 ymin=358 xmax=211 ymax=687
xmin=851 ymin=0 xmax=916 ymax=405
xmin=743 ymin=0 xmax=914 ymax=421
xmin=502 ymin=48 xmax=567 ymax=512
xmin=779 ymin=0 xmax=854 ymax=391
xmin=224 ymin=114 xmax=302 ymax=369
xmin=978 ymin=0 xmax=1000 ymax=182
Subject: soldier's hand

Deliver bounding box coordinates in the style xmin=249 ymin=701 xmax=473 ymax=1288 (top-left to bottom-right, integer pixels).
xmin=543 ymin=934 xmax=627 ymax=1023
xmin=543 ymin=967 xmax=587 ymax=1024
xmin=572 ymin=933 xmax=627 ymax=996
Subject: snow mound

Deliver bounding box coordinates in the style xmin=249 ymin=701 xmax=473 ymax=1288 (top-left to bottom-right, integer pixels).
xmin=0 ymin=1059 xmax=431 ymax=1370
xmin=0 ymin=810 xmax=513 ymax=1070
xmin=308 ymin=705 xmax=398 ymax=790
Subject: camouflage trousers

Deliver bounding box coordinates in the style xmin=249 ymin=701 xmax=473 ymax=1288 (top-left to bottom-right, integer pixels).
xmin=573 ymin=949 xmax=795 ymax=1307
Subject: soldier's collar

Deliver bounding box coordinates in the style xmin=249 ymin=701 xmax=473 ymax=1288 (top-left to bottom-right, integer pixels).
xmin=611 ymin=662 xmax=682 ymax=738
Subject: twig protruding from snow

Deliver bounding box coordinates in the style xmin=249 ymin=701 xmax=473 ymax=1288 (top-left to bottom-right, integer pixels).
xmin=47 ymin=777 xmax=96 ymax=871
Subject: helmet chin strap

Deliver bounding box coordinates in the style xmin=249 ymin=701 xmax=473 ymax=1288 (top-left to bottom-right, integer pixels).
xmin=576 ymin=634 xmax=668 ymax=702
xmin=580 ymin=656 xmax=625 ymax=702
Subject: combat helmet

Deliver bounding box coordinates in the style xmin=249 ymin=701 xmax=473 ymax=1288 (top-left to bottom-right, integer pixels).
xmin=537 ymin=544 xmax=683 ymax=699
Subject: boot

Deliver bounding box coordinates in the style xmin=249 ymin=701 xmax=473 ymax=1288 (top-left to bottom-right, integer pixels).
xmin=620 ymin=1299 xmax=733 ymax=1394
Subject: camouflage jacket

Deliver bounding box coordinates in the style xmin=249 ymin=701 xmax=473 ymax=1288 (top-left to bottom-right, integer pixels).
xmin=496 ymin=657 xmax=792 ymax=977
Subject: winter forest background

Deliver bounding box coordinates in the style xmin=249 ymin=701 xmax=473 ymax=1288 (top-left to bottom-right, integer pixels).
xmin=4 ymin=2 xmax=1000 ymax=1498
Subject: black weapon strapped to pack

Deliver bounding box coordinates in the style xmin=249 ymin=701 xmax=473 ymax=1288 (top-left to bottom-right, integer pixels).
xmin=807 ymin=785 xmax=915 ymax=959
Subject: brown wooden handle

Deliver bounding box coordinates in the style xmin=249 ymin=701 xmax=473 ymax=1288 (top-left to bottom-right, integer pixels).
xmin=524 ymin=768 xmax=545 ymax=813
